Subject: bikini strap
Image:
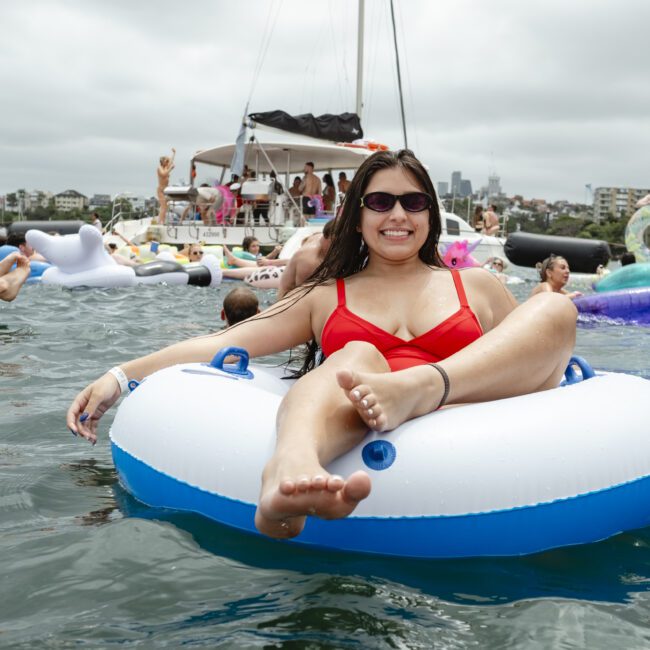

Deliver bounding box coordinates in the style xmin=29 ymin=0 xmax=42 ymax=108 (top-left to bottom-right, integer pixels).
xmin=336 ymin=278 xmax=346 ymax=307
xmin=450 ymin=269 xmax=469 ymax=307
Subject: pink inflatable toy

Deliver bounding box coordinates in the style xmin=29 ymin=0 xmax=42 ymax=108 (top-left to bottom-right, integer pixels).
xmin=439 ymin=239 xmax=482 ymax=269
xmin=214 ymin=185 xmax=236 ymax=225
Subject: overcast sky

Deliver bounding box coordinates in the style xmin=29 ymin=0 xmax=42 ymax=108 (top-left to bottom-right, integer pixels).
xmin=2 ymin=0 xmax=649 ymax=203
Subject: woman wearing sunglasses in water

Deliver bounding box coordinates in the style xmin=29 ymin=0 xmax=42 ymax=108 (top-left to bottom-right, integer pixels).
xmin=68 ymin=149 xmax=576 ymax=540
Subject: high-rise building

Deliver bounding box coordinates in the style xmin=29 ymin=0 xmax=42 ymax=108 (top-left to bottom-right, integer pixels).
xmin=593 ymin=186 xmax=650 ymax=222
xmin=437 ymin=182 xmax=449 ymax=196
xmin=451 ymin=171 xmax=462 ymax=196
xmin=487 ymin=174 xmax=502 ymax=197
xmin=459 ymin=180 xmax=473 ymax=198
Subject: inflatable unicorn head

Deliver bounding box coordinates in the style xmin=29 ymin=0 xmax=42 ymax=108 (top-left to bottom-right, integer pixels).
xmin=26 ymin=225 xmax=136 ymax=287
xmin=439 ymin=239 xmax=482 ymax=269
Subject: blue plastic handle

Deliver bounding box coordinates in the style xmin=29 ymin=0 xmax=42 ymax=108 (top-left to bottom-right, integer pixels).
xmin=563 ymin=355 xmax=596 ymax=385
xmin=209 ymin=346 xmax=254 ymax=379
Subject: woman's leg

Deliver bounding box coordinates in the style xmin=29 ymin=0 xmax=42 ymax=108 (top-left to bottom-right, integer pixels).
xmin=223 ymin=245 xmax=256 ymax=268
xmin=255 ymin=341 xmax=390 ymax=539
xmin=338 ymin=293 xmax=577 ymax=431
xmin=156 ymin=186 xmax=167 ymax=225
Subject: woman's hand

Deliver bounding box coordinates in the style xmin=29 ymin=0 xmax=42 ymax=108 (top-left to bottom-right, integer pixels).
xmin=66 ymin=373 xmax=122 ymax=444
xmin=568 ymin=291 xmax=583 ymax=300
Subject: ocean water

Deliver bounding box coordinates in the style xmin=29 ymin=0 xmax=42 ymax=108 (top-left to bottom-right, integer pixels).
xmin=2 ymin=272 xmax=650 ymax=649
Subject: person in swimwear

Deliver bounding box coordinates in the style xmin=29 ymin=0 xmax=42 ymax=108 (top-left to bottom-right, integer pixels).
xmin=155 ymin=148 xmax=176 ymax=225
xmin=67 ymin=149 xmax=577 ymax=540
xmin=530 ymin=255 xmax=582 ymax=300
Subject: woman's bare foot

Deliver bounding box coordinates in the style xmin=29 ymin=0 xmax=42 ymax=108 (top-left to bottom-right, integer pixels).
xmin=222 ymin=244 xmax=236 ymax=265
xmin=336 ymin=365 xmax=443 ymax=432
xmin=254 ymin=455 xmax=371 ymax=539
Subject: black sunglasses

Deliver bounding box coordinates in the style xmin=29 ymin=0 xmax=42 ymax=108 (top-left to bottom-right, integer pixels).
xmin=360 ymin=192 xmax=433 ymax=213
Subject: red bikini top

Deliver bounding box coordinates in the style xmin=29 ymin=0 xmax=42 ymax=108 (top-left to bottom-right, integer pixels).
xmin=320 ymin=270 xmax=483 ymax=371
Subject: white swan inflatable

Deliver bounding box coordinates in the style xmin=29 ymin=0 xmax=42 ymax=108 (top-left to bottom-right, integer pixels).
xmin=111 ymin=351 xmax=650 ymax=558
xmin=26 ymin=225 xmax=223 ymax=288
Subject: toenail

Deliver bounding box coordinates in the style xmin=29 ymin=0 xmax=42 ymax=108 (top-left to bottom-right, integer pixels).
xmin=361 ymin=399 xmax=368 ymax=407
xmin=352 ymin=390 xmax=361 ymax=400
xmin=367 ymin=408 xmax=373 ymax=416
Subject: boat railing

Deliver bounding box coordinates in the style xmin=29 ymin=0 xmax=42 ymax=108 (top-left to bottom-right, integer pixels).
xmin=105 ymin=193 xmax=155 ymax=233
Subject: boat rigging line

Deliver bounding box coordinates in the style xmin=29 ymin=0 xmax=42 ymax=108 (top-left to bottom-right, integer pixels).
xmin=389 ymin=0 xmax=408 ymax=149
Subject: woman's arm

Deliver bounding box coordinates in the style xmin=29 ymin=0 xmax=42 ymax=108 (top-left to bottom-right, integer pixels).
xmin=461 ymin=268 xmax=518 ymax=331
xmin=67 ymin=290 xmax=317 ymax=441
xmin=529 ymin=282 xmax=551 ymax=298
xmin=111 ymin=230 xmax=135 ymax=247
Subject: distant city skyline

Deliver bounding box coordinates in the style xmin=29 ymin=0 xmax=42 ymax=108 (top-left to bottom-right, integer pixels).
xmin=1 ymin=1 xmax=649 ymax=204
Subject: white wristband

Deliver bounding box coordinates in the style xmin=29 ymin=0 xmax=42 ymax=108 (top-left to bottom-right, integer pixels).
xmin=107 ymin=366 xmax=129 ymax=395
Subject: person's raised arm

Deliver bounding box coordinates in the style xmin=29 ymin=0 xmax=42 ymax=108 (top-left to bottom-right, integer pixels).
xmin=111 ymin=230 xmax=135 ymax=247
xmin=67 ymin=290 xmax=316 ymax=442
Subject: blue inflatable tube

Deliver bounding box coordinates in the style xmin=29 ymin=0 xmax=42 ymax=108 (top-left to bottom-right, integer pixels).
xmin=0 ymin=245 xmax=51 ymax=282
xmin=109 ymin=353 xmax=650 ymax=558
xmin=594 ymin=263 xmax=650 ymax=292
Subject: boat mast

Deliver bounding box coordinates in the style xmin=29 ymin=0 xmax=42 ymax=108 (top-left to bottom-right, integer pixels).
xmin=356 ymin=0 xmax=364 ymax=120
xmin=389 ymin=0 xmax=408 ymax=149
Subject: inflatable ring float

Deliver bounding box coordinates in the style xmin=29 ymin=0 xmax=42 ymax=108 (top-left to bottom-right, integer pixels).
xmin=244 ymin=265 xmax=284 ymax=289
xmin=574 ymin=287 xmax=650 ymax=324
xmin=625 ymin=205 xmax=650 ymax=263
xmin=110 ymin=350 xmax=650 ymax=558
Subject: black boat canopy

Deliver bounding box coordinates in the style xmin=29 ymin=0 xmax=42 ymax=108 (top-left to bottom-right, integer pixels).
xmin=248 ymin=111 xmax=363 ymax=143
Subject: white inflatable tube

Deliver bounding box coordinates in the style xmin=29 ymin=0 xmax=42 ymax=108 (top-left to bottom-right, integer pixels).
xmin=110 ymin=352 xmax=650 ymax=558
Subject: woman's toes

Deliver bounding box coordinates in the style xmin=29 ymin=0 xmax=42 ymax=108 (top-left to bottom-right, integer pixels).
xmin=295 ymin=475 xmax=311 ymax=492
xmin=336 ymin=368 xmax=357 ymax=391
xmin=326 ymin=475 xmax=345 ymax=492
xmin=279 ymin=478 xmax=296 ymax=495
xmin=312 ymin=474 xmax=327 ymax=490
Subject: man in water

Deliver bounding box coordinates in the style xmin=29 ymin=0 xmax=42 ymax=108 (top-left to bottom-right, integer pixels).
xmin=221 ymin=286 xmax=259 ymax=326
xmin=276 ymin=219 xmax=334 ymax=300
xmin=299 ymin=162 xmax=322 ymax=226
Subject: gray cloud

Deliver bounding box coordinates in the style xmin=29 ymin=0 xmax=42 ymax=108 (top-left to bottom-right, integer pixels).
xmin=1 ymin=0 xmax=649 ymax=203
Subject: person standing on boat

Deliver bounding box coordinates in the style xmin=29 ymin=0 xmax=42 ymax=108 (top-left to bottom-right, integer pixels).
xmin=481 ymin=204 xmax=500 ymax=236
xmin=530 ymin=255 xmax=582 ymax=300
xmin=338 ymin=172 xmax=351 ymax=196
xmin=91 ymin=212 xmax=103 ymax=233
xmin=322 ymin=174 xmax=336 ymax=213
xmin=68 ymin=149 xmax=577 ymax=541
xmin=471 ymin=205 xmax=484 ymax=232
xmin=299 ymin=162 xmax=322 ymax=225
xmin=155 ymin=148 xmax=176 ymax=225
